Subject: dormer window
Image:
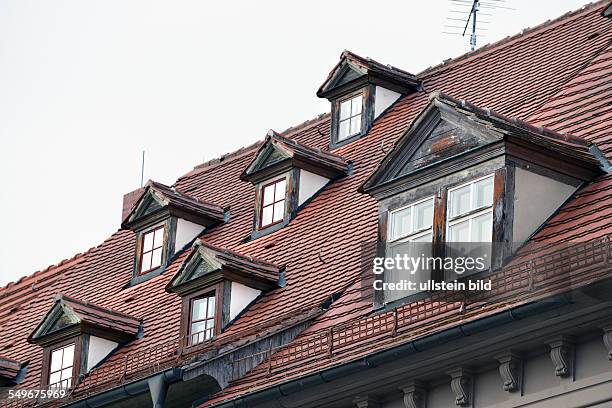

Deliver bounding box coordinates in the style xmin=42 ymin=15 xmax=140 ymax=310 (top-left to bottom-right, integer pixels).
xmin=28 ymin=295 xmax=141 ymax=390
xmin=48 ymin=343 xmax=75 ymax=389
xmin=338 ymin=93 xmax=363 ymax=141
xmin=167 ymin=240 xmax=282 ymax=346
xmin=241 ymin=131 xmax=350 ymax=239
xmin=122 ymin=181 xmax=227 ymax=284
xmin=260 ymin=178 xmax=287 ymax=228
xmin=317 ymin=51 xmax=421 ymax=149
xmin=140 ymin=225 xmax=165 ymax=274
xmin=447 ymin=175 xmax=493 ymax=243
xmin=189 ymin=294 xmax=217 ymax=345
xmin=361 ymin=92 xmax=610 ymax=307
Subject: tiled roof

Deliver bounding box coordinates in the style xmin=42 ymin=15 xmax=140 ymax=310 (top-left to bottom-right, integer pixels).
xmin=0 ymin=356 xmax=22 ymax=383
xmin=1 ymin=0 xmax=611 ymax=406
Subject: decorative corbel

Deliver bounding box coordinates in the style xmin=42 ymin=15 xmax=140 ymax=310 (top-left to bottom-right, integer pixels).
xmin=400 ymin=380 xmax=427 ymax=408
xmin=495 ymin=352 xmax=522 ymax=392
xmin=353 ymin=396 xmax=381 ymax=408
xmin=547 ymin=336 xmax=574 ymax=378
xmin=600 ymin=324 xmax=612 ymax=360
xmin=446 ymin=367 xmax=474 ymax=407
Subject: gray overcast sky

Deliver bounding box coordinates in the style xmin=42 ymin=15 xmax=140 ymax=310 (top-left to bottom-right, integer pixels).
xmin=0 ymin=0 xmax=588 ymax=286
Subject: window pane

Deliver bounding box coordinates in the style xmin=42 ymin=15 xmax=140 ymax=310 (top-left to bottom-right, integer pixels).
xmin=474 ymin=177 xmax=494 ymax=208
xmin=412 ymin=231 xmax=433 ymax=242
xmin=339 ymin=99 xmax=352 ymax=120
xmin=151 ymin=248 xmax=163 ymax=269
xmin=261 ymin=205 xmax=273 ymax=226
xmin=274 ymin=179 xmax=286 ymax=202
xmin=141 ymin=253 xmax=152 ymax=272
xmin=414 ymin=199 xmax=434 ymax=230
xmin=63 ymin=377 xmax=72 ymax=388
xmin=206 ymin=319 xmax=215 ymax=339
xmin=50 ymin=349 xmax=63 ymax=372
xmin=62 ymin=345 xmax=74 ymax=367
xmin=448 ymin=220 xmax=470 ymax=242
xmin=153 ymin=228 xmax=164 ymax=248
xmin=338 ymin=119 xmax=350 ymax=140
xmin=49 ymin=371 xmax=61 ymax=387
xmin=191 ymin=321 xmax=206 ymax=336
xmin=449 ymin=185 xmax=471 ymax=218
xmin=143 ymin=231 xmax=154 ymax=252
xmin=61 ymin=368 xmax=72 ymax=381
xmin=472 ymin=212 xmax=493 ymax=242
xmin=390 ymin=207 xmax=411 ymax=241
xmin=351 ymin=95 xmax=363 ymax=115
xmin=207 ymin=296 xmax=215 ymax=318
xmin=350 ymin=115 xmax=361 ymax=135
xmin=192 ymin=298 xmax=206 ymax=320
xmin=262 ymin=184 xmax=275 ymax=206
xmin=273 ymin=201 xmax=285 ymax=222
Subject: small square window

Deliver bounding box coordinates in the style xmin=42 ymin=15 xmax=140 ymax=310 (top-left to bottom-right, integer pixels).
xmin=338 ymin=94 xmax=363 ymax=141
xmin=446 ymin=175 xmax=495 ymax=243
xmin=260 ymin=178 xmax=287 ymax=229
xmin=189 ymin=294 xmax=216 ymax=345
xmin=140 ymin=226 xmax=165 ymax=274
xmin=48 ymin=344 xmax=75 ymax=389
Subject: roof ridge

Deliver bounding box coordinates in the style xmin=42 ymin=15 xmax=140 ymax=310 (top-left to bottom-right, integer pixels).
xmin=180 ymin=141 xmax=262 ymax=180
xmin=418 ymin=0 xmax=608 ymax=78
xmin=279 ymin=113 xmax=330 ymax=139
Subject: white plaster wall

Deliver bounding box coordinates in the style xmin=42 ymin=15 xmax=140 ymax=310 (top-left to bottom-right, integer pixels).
xmin=175 ymin=218 xmax=204 ymax=252
xmin=87 ymin=336 xmax=117 ymax=371
xmin=374 ymin=86 xmax=401 ymax=118
xmin=513 ymin=167 xmax=577 ymax=249
xmin=298 ymin=170 xmax=329 ymax=206
xmin=230 ymin=282 xmax=261 ymax=320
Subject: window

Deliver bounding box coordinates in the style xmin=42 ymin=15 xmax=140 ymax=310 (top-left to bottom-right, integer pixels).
xmin=446 ymin=175 xmax=494 ymax=243
xmin=140 ymin=225 xmax=164 ymax=274
xmin=260 ymin=178 xmax=287 ymax=228
xmin=338 ymin=94 xmax=363 ymax=141
xmin=48 ymin=344 xmax=74 ymax=389
xmin=189 ymin=294 xmax=216 ymax=345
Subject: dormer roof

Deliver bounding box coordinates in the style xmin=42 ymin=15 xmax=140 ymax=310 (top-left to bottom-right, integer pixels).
xmin=166 ymin=240 xmax=283 ymax=296
xmin=121 ymin=180 xmax=228 ymax=230
xmin=317 ymin=50 xmax=421 ymax=99
xmin=0 ymin=356 xmax=24 ymax=385
xmin=241 ymin=130 xmax=351 ymax=183
xmin=28 ymin=295 xmax=142 ymax=346
xmin=361 ymin=92 xmax=610 ymax=196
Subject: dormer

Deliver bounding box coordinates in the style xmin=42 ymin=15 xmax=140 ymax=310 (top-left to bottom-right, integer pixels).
xmin=241 ymin=131 xmax=350 ymax=239
xmin=121 ymin=181 xmax=228 ymax=284
xmin=0 ymin=356 xmax=26 ymax=387
xmin=27 ymin=295 xmax=141 ymax=389
xmin=166 ymin=240 xmax=282 ymax=346
xmin=317 ymin=51 xmax=421 ymax=149
xmin=361 ymin=92 xmax=610 ymax=305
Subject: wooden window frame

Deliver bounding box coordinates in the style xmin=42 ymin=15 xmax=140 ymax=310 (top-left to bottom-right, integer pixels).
xmin=188 ymin=293 xmax=217 ymax=346
xmin=337 ymin=93 xmax=364 ymax=142
xmin=330 ymin=86 xmax=374 ymax=150
xmin=446 ymin=174 xmax=495 ymax=243
xmin=179 ymin=285 xmax=223 ymax=347
xmin=41 ymin=337 xmax=83 ymax=390
xmin=138 ymin=224 xmax=166 ymax=275
xmin=388 ymin=195 xmax=436 ymax=243
xmin=259 ymin=178 xmax=287 ymax=229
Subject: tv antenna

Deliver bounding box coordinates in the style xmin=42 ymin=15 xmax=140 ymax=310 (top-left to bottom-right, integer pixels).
xmin=443 ymin=0 xmax=514 ymax=51
xmin=140 ymin=150 xmax=145 ymax=187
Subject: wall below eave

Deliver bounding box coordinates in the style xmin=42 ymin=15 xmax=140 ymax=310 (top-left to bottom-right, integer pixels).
xmin=176 ymin=218 xmax=205 ymax=252
xmin=513 ymin=167 xmax=578 ymax=249
xmin=87 ymin=336 xmax=117 ymax=372
xmin=230 ymin=282 xmax=260 ymax=321
xmin=298 ymin=170 xmax=329 ymax=206
xmin=374 ymin=86 xmax=401 ymax=119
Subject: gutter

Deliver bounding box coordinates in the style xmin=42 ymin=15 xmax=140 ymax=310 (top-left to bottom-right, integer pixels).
xmin=65 ymin=367 xmax=183 ymax=408
xmin=210 ymin=296 xmax=569 ymax=408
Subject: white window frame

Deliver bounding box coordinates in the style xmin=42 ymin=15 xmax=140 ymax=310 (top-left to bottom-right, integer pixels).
xmin=388 ymin=196 xmax=435 ymax=243
xmin=446 ymin=174 xmax=495 ymax=242
xmin=48 ymin=343 xmax=75 ymax=389
xmin=337 ymin=94 xmax=363 ymax=141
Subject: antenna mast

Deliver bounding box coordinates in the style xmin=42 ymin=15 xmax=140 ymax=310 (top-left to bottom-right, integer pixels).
xmin=464 ymin=0 xmax=480 ymax=51
xmin=140 ymin=150 xmax=145 ymax=188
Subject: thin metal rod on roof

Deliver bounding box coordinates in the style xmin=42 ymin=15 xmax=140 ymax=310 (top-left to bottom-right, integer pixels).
xmin=140 ymin=150 xmax=145 ymax=188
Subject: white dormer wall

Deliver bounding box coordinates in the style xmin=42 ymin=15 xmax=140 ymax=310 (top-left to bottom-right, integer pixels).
xmin=374 ymin=86 xmax=401 ymax=119
xmin=513 ymin=167 xmax=578 ymax=249
xmin=86 ymin=336 xmax=117 ymax=371
xmin=229 ymin=282 xmax=261 ymax=320
xmin=298 ymin=170 xmax=329 ymax=206
xmin=175 ymin=219 xmax=205 ymax=252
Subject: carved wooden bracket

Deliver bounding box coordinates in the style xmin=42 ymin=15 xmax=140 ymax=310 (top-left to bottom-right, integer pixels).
xmin=400 ymin=380 xmax=428 ymax=408
xmin=547 ymin=336 xmax=574 ymax=378
xmin=600 ymin=324 xmax=612 ymax=360
xmin=353 ymin=396 xmax=381 ymax=408
xmin=446 ymin=367 xmax=474 ymax=407
xmin=495 ymin=352 xmax=522 ymax=392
